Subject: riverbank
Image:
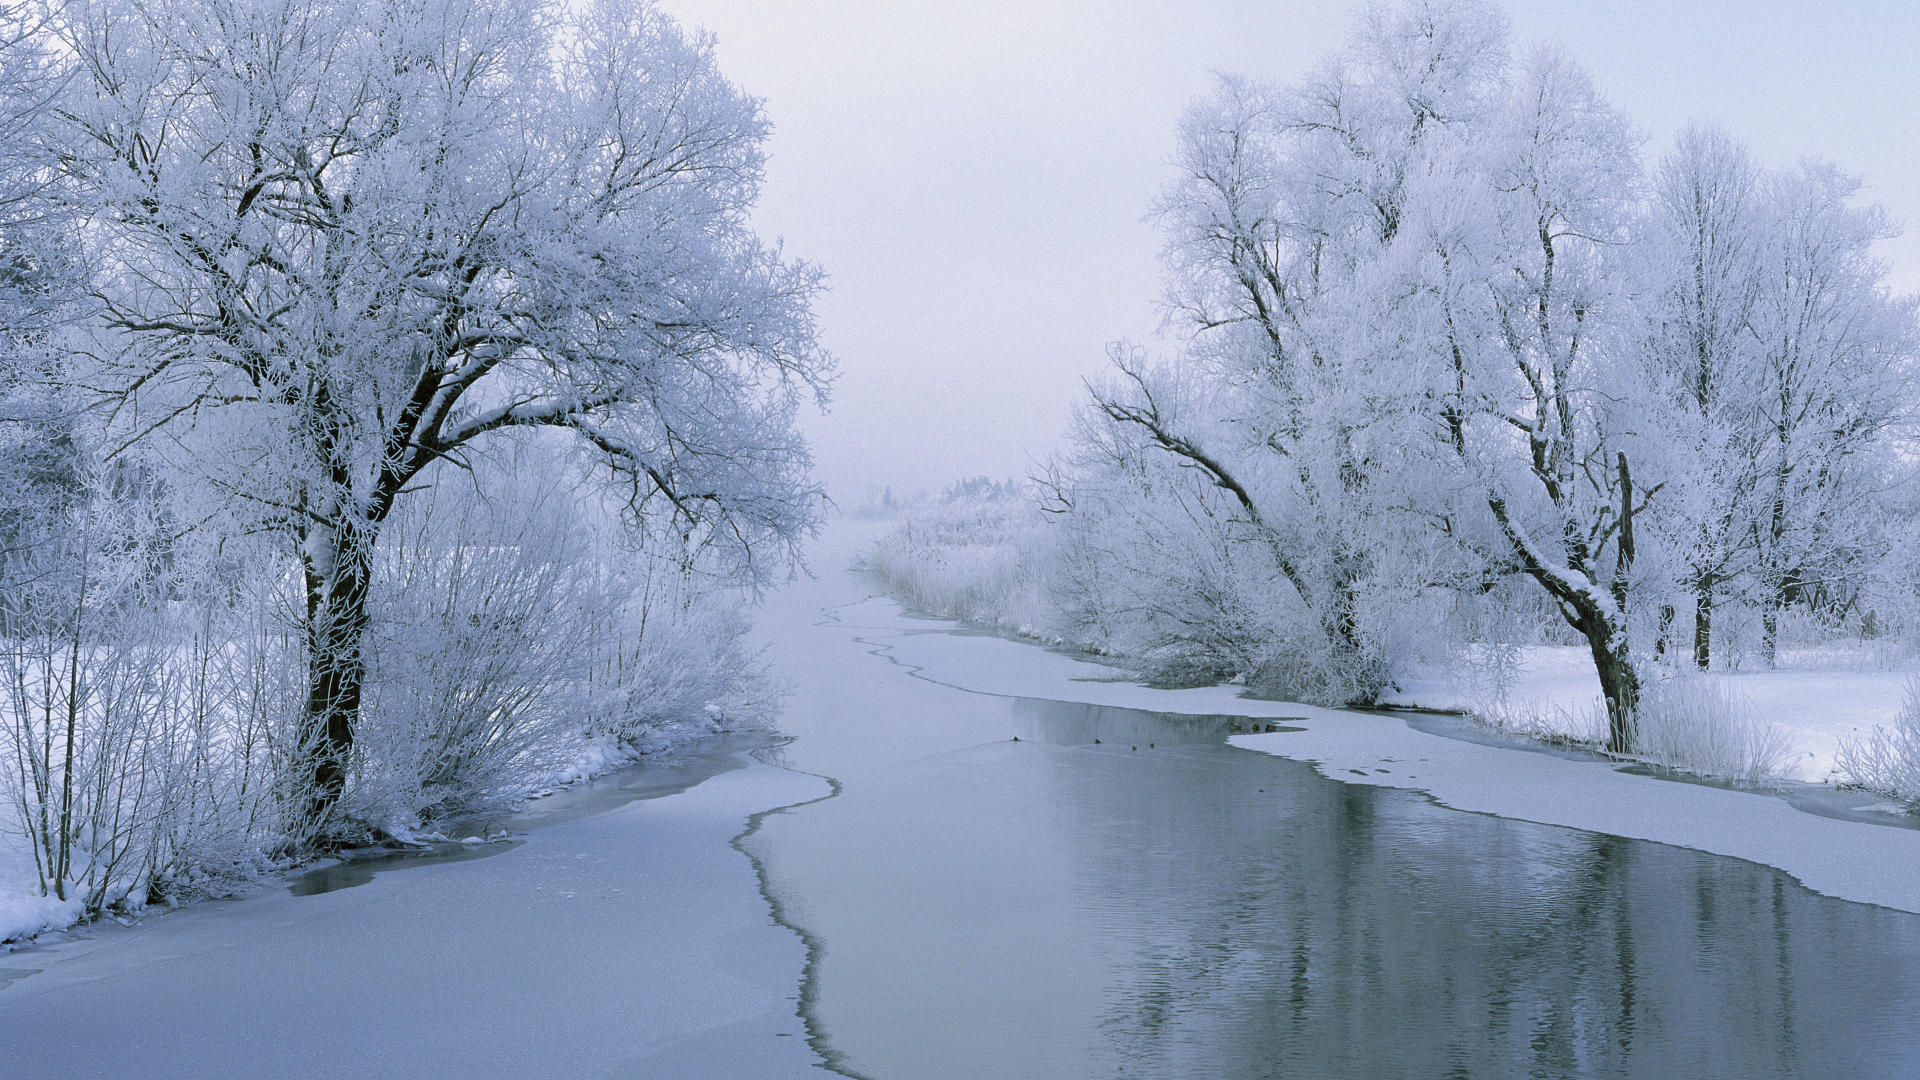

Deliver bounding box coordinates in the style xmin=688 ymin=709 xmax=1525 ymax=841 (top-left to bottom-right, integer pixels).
xmin=747 ymin=530 xmax=1920 ymax=1077
xmin=847 ymin=595 xmax=1920 ymax=914
xmin=8 ymin=521 xmax=1919 ymax=1078
xmin=0 ymin=739 xmax=830 ymax=1079
xmin=0 ymin=721 xmax=762 ymax=947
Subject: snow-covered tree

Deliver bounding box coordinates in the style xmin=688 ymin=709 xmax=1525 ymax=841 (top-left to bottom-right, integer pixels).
xmin=1742 ymin=162 xmax=1916 ymax=662
xmin=0 ymin=1 xmax=84 ymax=604
xmin=52 ymin=0 xmax=830 ymax=838
xmin=1040 ymin=0 xmax=1920 ymax=753
xmin=1637 ymin=134 xmax=1916 ymax=669
xmin=1073 ymin=0 xmax=1513 ymax=703
xmin=1641 ymin=125 xmax=1763 ymax=670
xmin=1417 ymin=46 xmax=1658 ymax=751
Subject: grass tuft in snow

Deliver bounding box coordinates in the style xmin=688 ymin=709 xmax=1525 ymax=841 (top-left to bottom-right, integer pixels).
xmin=1836 ymin=679 xmax=1920 ymax=809
xmin=859 ymin=486 xmax=1054 ymax=635
xmin=1634 ymin=678 xmax=1792 ymax=785
xmin=1470 ymin=675 xmax=1790 ymax=784
xmin=1470 ymin=697 xmax=1608 ymax=747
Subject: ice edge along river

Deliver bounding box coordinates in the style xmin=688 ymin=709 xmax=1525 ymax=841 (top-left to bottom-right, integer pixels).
xmin=838 ymin=593 xmax=1920 ymax=916
xmin=0 ymin=746 xmax=834 ymax=1079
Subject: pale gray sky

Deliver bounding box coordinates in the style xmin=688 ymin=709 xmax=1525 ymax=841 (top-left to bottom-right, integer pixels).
xmin=656 ymin=0 xmax=1920 ymax=502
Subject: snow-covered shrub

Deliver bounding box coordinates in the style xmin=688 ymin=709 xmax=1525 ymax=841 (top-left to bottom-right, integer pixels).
xmin=863 ymin=479 xmax=1056 ymax=635
xmin=1836 ymin=680 xmax=1920 ymax=807
xmin=864 ymin=463 xmax=1411 ymax=703
xmin=580 ymin=571 xmax=770 ymax=748
xmin=1468 ymin=675 xmax=1789 ymax=782
xmin=1634 ymin=677 xmax=1791 ymax=783
xmin=348 ymin=469 xmax=773 ymax=833
xmin=350 ymin=491 xmax=589 ymax=829
xmin=1051 ymin=472 xmax=1281 ymax=682
xmin=0 ymin=607 xmax=178 ymax=913
xmin=0 ymin=465 xmax=297 ymax=914
xmin=1469 ymin=697 xmax=1608 ymax=746
xmin=143 ymin=596 xmax=303 ymax=902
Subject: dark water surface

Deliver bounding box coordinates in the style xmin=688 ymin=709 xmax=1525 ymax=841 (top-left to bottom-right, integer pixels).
xmin=750 ymin=597 xmax=1920 ymax=1080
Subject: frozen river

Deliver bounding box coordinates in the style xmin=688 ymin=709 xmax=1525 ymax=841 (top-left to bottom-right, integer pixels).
xmin=5 ymin=524 xmax=1920 ymax=1077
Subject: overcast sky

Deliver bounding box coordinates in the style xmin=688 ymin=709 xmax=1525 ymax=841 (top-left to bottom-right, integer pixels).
xmin=655 ymin=0 xmax=1920 ymax=503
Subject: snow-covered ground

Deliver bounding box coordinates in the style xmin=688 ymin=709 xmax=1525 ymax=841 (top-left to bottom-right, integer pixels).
xmin=850 ymin=600 xmax=1920 ymax=915
xmin=0 ymin=843 xmax=82 ymax=948
xmin=1383 ymin=645 xmax=1915 ymax=783
xmin=0 ymin=747 xmax=830 ymax=1079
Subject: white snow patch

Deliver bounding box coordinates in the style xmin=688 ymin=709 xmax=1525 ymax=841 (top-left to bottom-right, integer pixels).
xmin=0 ymin=838 xmax=84 ymax=945
xmin=1384 ymin=645 xmax=1914 ymax=782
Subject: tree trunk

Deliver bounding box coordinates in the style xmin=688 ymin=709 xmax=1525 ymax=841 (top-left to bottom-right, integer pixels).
xmin=1586 ymin=623 xmax=1640 ymax=755
xmin=1482 ymin=453 xmax=1641 ymax=755
xmin=1599 ymin=451 xmax=1641 ymax=754
xmin=298 ymin=523 xmax=374 ymax=842
xmin=1760 ymin=602 xmax=1780 ymax=668
xmin=1489 ymin=496 xmax=1641 ymax=755
xmin=1324 ymin=552 xmax=1379 ymax=704
xmin=1692 ymin=575 xmax=1713 ymax=671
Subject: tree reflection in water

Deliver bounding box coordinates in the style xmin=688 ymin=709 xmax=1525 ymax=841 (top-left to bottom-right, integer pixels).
xmin=1010 ymin=698 xmax=1920 ymax=1079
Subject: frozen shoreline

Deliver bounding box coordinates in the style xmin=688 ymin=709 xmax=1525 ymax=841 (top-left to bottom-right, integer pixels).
xmin=0 ymin=723 xmax=756 ymax=947
xmin=840 ymin=596 xmax=1920 ymax=915
xmin=0 ymin=741 xmax=832 ymax=1079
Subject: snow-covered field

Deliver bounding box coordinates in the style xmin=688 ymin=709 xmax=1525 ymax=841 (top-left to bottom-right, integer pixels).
xmin=1384 ymin=645 xmax=1915 ymax=783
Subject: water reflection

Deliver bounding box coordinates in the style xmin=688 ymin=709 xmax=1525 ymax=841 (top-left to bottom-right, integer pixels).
xmin=769 ymin=689 xmax=1920 ymax=1078
xmin=1038 ymin=710 xmax=1920 ymax=1079
xmin=1008 ymin=698 xmax=1300 ymax=747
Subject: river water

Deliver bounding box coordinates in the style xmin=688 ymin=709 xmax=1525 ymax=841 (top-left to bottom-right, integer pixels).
xmin=749 ymin=533 xmax=1920 ymax=1080
xmin=4 ymin=527 xmax=1920 ymax=1078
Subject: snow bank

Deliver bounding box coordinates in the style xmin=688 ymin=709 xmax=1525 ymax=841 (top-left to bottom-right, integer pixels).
xmin=859 ymin=608 xmax=1920 ymax=915
xmin=0 ymin=752 xmax=830 ymax=1078
xmin=1384 ymin=645 xmax=1914 ymax=782
xmin=0 ymin=839 xmax=83 ymax=945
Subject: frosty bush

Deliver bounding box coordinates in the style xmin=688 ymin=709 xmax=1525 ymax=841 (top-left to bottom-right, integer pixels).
xmin=1836 ymin=680 xmax=1920 ymax=807
xmin=0 ymin=441 xmax=775 ymax=918
xmin=864 ymin=468 xmax=1407 ymax=703
xmin=863 ymin=479 xmax=1055 ymax=634
xmin=1470 ymin=698 xmax=1608 ymax=747
xmin=348 ymin=465 xmax=774 ymax=835
xmin=0 ymin=466 xmax=303 ymax=914
xmin=1634 ymin=678 xmax=1792 ymax=784
xmin=350 ymin=488 xmax=593 ymax=831
xmin=581 ymin=573 xmax=770 ymax=749
xmin=1471 ymin=676 xmax=1790 ymax=783
xmin=146 ymin=595 xmax=305 ymax=902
